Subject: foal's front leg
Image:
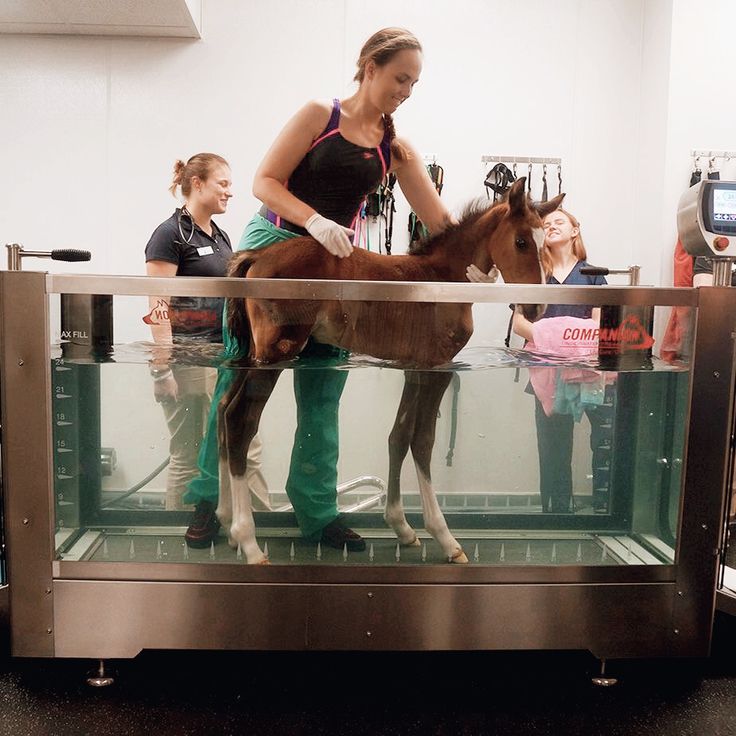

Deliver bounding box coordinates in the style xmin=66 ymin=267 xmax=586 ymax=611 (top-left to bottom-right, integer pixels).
xmin=411 ymin=371 xmax=467 ymax=563
xmin=220 ymin=367 xmax=281 ymax=564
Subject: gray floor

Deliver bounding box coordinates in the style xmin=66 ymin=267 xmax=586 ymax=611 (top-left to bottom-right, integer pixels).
xmin=1 ymin=614 xmax=735 ymax=736
xmin=0 ymin=524 xmax=724 ymax=735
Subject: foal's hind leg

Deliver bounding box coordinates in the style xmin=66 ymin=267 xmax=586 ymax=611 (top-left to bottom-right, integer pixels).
xmin=411 ymin=371 xmax=467 ymax=563
xmin=220 ymin=367 xmax=282 ymax=564
xmin=216 ymin=447 xmax=233 ymax=533
xmin=385 ymin=373 xmax=422 ymax=546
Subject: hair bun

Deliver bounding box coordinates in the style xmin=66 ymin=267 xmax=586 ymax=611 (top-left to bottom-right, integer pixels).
xmin=169 ymin=159 xmax=187 ymax=196
xmin=169 ymin=152 xmax=228 ymax=199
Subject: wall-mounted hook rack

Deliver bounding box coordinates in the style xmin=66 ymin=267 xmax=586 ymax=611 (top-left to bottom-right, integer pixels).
xmin=481 ymin=155 xmax=562 ymax=165
xmin=691 ymin=149 xmax=736 ymax=161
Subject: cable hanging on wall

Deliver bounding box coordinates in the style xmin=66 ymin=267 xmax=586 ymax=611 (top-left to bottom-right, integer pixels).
xmin=408 ymin=155 xmax=444 ymax=243
xmin=481 ymin=155 xmax=563 ymax=202
xmin=364 ymin=173 xmax=397 ymax=254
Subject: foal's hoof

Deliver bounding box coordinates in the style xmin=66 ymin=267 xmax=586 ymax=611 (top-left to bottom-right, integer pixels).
xmin=256 ymin=557 xmax=270 ymax=566
xmin=401 ymin=534 xmax=421 ymax=548
xmin=449 ymin=548 xmax=469 ymax=564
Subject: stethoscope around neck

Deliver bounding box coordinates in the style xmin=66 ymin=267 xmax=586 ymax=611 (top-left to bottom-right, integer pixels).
xmin=178 ymin=205 xmax=218 ymax=247
xmin=178 ymin=206 xmax=197 ymax=244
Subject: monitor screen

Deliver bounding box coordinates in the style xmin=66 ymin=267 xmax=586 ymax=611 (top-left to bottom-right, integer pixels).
xmin=702 ymin=182 xmax=736 ymax=236
xmin=713 ymin=188 xmax=736 ymax=222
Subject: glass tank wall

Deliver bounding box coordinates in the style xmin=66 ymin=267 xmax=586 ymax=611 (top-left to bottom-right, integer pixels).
xmin=50 ymin=286 xmax=693 ymax=571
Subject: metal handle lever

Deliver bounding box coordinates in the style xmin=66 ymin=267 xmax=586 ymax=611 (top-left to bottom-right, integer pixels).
xmin=580 ymin=264 xmax=641 ymax=286
xmin=6 ymin=243 xmax=91 ymax=271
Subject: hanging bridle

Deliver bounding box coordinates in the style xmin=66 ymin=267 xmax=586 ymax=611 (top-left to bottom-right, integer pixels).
xmin=484 ymin=163 xmax=516 ymax=201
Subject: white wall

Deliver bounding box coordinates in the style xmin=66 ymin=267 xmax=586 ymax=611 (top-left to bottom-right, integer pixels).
xmin=634 ymin=0 xmax=674 ymax=286
xmin=3 ymin=0 xmax=704 ymax=497
xmin=659 ymin=0 xmax=736 ymax=279
xmin=1 ymin=0 xmax=662 ymax=281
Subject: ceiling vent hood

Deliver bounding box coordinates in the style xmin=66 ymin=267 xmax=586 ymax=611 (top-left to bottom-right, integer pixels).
xmin=0 ymin=0 xmax=201 ymax=38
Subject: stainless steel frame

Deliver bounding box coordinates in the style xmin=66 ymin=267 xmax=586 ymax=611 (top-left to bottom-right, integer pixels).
xmin=1 ymin=271 xmax=734 ymax=659
xmin=0 ymin=586 xmax=8 ymax=656
xmin=718 ymin=589 xmax=736 ymax=617
xmin=1 ymin=272 xmax=55 ymax=657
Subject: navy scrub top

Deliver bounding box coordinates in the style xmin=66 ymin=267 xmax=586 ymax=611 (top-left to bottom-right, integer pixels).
xmin=540 ymin=260 xmax=607 ymax=321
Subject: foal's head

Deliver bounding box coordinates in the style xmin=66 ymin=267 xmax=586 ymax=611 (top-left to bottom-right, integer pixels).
xmin=478 ymin=177 xmax=565 ymax=282
xmin=476 ymin=177 xmax=565 ymax=320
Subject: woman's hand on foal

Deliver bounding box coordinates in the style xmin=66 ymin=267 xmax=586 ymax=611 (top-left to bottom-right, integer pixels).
xmin=466 ymin=264 xmax=499 ymax=283
xmin=305 ymin=213 xmax=354 ymax=258
xmin=152 ymin=372 xmax=179 ymax=404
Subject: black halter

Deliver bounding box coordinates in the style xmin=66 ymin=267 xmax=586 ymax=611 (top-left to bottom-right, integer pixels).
xmin=690 ymin=161 xmax=702 ymax=187
xmin=484 ymin=163 xmax=516 ymax=202
xmin=541 ymin=164 xmax=549 ymax=202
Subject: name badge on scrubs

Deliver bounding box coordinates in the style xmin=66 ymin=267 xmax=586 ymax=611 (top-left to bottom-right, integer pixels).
xmin=197 ymin=245 xmax=214 ymax=256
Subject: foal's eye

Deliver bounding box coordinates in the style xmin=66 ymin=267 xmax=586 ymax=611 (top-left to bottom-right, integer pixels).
xmin=515 ymin=237 xmax=528 ymax=249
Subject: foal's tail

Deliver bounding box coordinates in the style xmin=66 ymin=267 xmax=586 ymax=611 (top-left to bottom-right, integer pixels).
xmin=225 ymin=251 xmax=257 ymax=359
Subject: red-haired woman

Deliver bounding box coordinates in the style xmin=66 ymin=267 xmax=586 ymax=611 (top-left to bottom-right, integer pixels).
xmin=512 ymin=208 xmax=610 ymax=515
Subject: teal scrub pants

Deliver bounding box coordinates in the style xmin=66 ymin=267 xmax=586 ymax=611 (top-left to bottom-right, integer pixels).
xmin=184 ymin=214 xmax=348 ymax=540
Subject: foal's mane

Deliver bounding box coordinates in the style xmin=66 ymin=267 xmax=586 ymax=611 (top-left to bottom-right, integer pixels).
xmin=406 ymin=198 xmax=506 ymax=256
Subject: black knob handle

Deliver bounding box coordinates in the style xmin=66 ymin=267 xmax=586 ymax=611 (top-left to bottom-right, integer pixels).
xmin=50 ymin=249 xmax=91 ymax=262
xmin=579 ymin=266 xmax=609 ymax=276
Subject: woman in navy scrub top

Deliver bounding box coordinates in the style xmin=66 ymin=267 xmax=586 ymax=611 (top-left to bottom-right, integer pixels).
xmin=512 ymin=208 xmax=610 ymax=514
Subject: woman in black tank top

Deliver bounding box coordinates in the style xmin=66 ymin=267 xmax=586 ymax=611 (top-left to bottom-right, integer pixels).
xmin=254 ymin=27 xmax=454 ymax=255
xmin=188 ymin=29 xmax=456 ymax=553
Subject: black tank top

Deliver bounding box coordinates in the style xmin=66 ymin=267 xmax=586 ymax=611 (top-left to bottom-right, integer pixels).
xmin=276 ymin=99 xmax=392 ymax=233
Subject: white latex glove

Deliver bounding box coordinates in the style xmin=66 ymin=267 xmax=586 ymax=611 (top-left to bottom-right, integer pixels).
xmin=305 ymin=213 xmax=354 ymax=258
xmin=466 ymin=264 xmax=500 ymax=283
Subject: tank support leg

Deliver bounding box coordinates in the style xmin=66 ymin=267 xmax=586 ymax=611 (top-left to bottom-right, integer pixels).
xmin=591 ymin=658 xmax=618 ymax=687
xmin=86 ymin=659 xmax=114 ymax=687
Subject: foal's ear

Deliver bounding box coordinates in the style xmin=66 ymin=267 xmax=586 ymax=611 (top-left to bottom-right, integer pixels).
xmin=535 ymin=193 xmax=566 ymax=218
xmin=507 ymin=177 xmax=528 ymax=215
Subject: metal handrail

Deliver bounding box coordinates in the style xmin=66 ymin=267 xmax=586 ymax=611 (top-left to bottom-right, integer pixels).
xmin=340 ymin=494 xmax=386 ymax=514
xmin=43 ymin=273 xmax=699 ymax=308
xmin=275 ymin=475 xmax=386 ymax=513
